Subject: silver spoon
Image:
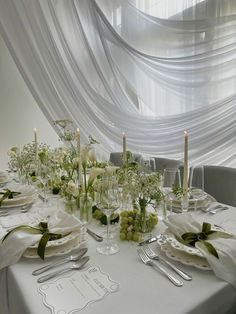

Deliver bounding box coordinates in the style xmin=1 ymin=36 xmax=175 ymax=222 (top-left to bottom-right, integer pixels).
xmin=32 ymin=248 xmax=88 ymax=275
xmin=37 ymin=256 xmax=89 ymax=283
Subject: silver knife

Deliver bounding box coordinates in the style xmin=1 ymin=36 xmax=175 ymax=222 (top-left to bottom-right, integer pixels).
xmin=138 ymin=235 xmax=162 ymax=246
xmin=38 ymin=194 xmax=48 ymax=202
xmin=86 ymin=228 xmax=103 ymax=242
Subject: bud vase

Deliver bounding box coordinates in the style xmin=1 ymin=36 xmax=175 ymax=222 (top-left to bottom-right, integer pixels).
xmin=136 ymin=201 xmax=152 ymax=234
xmin=80 ymin=193 xmax=93 ymax=223
xmin=64 ymin=198 xmax=77 ymax=214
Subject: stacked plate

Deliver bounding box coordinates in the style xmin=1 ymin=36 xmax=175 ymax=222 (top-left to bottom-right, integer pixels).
xmin=172 ymin=190 xmax=215 ymax=211
xmin=23 ymin=227 xmax=87 ymax=258
xmin=0 ymin=184 xmax=37 ymax=209
xmin=0 ymin=171 xmax=11 ymax=186
xmin=158 ymin=230 xmax=212 ymax=270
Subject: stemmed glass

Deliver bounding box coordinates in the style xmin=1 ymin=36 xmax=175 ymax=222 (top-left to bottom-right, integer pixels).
xmin=36 ymin=158 xmax=53 ymax=208
xmin=189 ymin=165 xmax=205 ymax=212
xmin=161 ymin=168 xmax=181 ymax=216
xmin=96 ymin=176 xmax=120 ymax=255
xmin=140 ymin=157 xmax=156 ymax=174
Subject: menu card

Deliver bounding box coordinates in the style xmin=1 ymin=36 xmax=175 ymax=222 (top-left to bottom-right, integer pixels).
xmin=39 ymin=265 xmax=119 ymax=313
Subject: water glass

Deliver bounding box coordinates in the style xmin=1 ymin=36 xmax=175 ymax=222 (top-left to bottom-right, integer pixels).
xmin=189 ymin=165 xmax=205 ymax=212
xmin=161 ymin=168 xmax=181 ymax=215
xmin=140 ymin=157 xmax=156 ymax=174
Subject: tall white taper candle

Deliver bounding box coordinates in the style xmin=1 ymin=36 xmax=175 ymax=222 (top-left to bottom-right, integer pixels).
xmin=76 ymin=128 xmax=82 ymax=183
xmin=33 ymin=128 xmax=38 ymax=160
xmin=183 ymin=131 xmax=188 ymax=202
xmin=122 ymin=132 xmax=126 ymax=164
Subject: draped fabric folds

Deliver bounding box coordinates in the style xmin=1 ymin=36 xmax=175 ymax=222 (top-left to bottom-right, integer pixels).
xmin=0 ymin=0 xmax=235 ymax=166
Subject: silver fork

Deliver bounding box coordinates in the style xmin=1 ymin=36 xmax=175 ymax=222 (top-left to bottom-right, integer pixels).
xmin=144 ymin=246 xmax=192 ymax=281
xmin=137 ymin=248 xmax=183 ymax=287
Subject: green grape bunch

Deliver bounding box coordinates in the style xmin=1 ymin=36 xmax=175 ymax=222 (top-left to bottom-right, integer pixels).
xmin=120 ymin=210 xmax=140 ymax=242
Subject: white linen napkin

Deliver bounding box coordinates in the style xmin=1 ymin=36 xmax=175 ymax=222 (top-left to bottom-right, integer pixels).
xmin=0 ymin=210 xmax=83 ymax=270
xmin=164 ymin=213 xmax=236 ymax=289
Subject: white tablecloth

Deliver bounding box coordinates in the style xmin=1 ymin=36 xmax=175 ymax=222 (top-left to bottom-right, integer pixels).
xmin=0 ymin=206 xmax=236 ymax=314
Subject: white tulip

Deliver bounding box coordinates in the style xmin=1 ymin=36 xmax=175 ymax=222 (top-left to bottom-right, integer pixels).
xmin=88 ymin=168 xmax=105 ymax=186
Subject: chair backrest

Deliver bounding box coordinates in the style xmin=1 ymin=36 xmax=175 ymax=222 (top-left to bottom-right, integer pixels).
xmin=109 ymin=152 xmax=142 ymax=167
xmin=154 ymin=157 xmax=184 ymax=174
xmin=203 ymin=165 xmax=236 ymax=207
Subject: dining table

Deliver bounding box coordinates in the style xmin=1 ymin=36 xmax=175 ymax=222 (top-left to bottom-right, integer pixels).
xmin=0 ymin=196 xmax=236 ymax=314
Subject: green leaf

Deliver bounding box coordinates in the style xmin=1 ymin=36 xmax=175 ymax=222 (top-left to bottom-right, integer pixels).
xmin=202 ymin=222 xmax=211 ymax=233
xmin=0 ymin=189 xmax=22 ymax=206
xmin=2 ymin=221 xmax=68 ymax=260
xmin=88 ymin=135 xmax=99 ymax=145
xmin=208 ymin=231 xmax=233 ymax=240
xmin=181 ymin=222 xmax=233 ymax=259
xmin=0 ymin=190 xmax=11 ymax=206
xmin=200 ymin=240 xmax=219 ymax=259
xmin=38 ymin=221 xmax=49 ymax=232
xmin=181 ymin=232 xmax=198 ymax=246
xmin=37 ymin=232 xmax=51 ymax=260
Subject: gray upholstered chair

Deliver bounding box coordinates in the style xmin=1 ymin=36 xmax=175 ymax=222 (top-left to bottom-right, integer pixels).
xmin=200 ymin=165 xmax=236 ymax=207
xmin=109 ymin=152 xmax=142 ymax=167
xmin=154 ymin=157 xmax=184 ymax=174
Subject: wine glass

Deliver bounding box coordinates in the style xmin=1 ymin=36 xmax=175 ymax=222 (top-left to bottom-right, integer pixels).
xmin=189 ymin=165 xmax=205 ymax=212
xmin=140 ymin=157 xmax=156 ymax=174
xmin=96 ymin=176 xmax=120 ymax=255
xmin=36 ymin=158 xmax=54 ymax=208
xmin=161 ymin=168 xmax=181 ymax=215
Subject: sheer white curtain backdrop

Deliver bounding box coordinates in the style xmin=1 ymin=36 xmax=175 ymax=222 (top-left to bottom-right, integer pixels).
xmin=0 ymin=0 xmax=235 ymax=166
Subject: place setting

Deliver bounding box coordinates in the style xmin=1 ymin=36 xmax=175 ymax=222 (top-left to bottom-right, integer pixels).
xmin=0 ymin=183 xmax=38 ymax=226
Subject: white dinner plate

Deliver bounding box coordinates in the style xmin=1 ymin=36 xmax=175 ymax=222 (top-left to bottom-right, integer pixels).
xmin=160 ymin=227 xmax=223 ymax=258
xmin=0 ymin=185 xmax=37 ymax=208
xmin=0 ymin=194 xmax=37 ymax=209
xmin=0 ymin=176 xmax=12 ymax=186
xmin=23 ymin=230 xmax=87 ymax=258
xmin=172 ymin=192 xmax=215 ymax=211
xmin=29 ymin=228 xmax=86 ymax=249
xmin=160 ymin=242 xmax=211 ymax=270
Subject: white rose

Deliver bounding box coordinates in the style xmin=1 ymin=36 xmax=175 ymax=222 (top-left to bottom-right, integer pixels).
xmin=66 ymin=180 xmax=79 ymax=197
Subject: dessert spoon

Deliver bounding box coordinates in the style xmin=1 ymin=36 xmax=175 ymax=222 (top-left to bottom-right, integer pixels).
xmin=37 ymin=256 xmax=89 ymax=283
xmin=32 ymin=248 xmax=88 ymax=275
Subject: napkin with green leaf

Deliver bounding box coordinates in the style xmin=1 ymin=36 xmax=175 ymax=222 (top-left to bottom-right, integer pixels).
xmin=0 ymin=210 xmax=83 ymax=270
xmin=164 ymin=213 xmax=236 ymax=289
xmin=0 ymin=189 xmax=21 ymax=207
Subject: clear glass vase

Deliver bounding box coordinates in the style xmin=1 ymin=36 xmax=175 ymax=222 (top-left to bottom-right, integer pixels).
xmin=136 ymin=202 xmax=152 ymax=234
xmin=64 ymin=198 xmax=78 ymax=214
xmin=80 ymin=193 xmax=93 ymax=223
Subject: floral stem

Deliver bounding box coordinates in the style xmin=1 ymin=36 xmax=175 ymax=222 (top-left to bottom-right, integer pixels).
xmin=83 ymin=167 xmax=87 ymax=193
xmin=106 ymin=214 xmax=111 ymax=246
